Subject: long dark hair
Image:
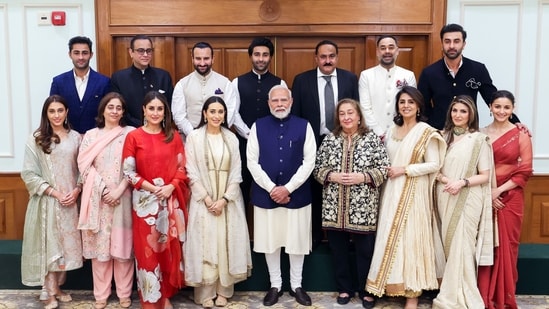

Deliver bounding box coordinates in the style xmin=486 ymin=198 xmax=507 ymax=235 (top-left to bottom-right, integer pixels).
xmin=96 ymin=92 xmax=127 ymax=128
xmin=34 ymin=95 xmax=71 ymax=154
xmin=142 ymin=91 xmax=176 ymax=143
xmin=442 ymin=95 xmax=479 ymax=145
xmin=393 ymin=86 xmax=427 ymax=126
xmin=197 ymin=96 xmax=229 ymax=129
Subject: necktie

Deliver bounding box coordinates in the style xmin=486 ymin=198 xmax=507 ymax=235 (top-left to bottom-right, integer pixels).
xmin=323 ymin=75 xmax=335 ymax=131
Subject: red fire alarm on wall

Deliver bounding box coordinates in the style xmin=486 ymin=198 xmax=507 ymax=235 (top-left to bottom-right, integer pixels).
xmin=51 ymin=11 xmax=66 ymax=26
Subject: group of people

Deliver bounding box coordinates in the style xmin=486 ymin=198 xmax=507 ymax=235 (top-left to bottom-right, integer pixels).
xmin=20 ymin=22 xmax=532 ymax=309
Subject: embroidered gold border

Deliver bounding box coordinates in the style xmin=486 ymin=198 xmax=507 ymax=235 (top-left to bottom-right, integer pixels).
xmin=367 ymin=127 xmax=434 ymax=295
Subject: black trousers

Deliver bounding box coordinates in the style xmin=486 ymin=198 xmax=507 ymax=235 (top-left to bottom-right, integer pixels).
xmin=326 ymin=230 xmax=375 ymax=298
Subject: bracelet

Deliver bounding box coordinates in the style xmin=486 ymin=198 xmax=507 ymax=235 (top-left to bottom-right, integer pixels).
xmin=462 ymin=178 xmax=470 ymax=187
xmin=222 ymin=196 xmax=229 ymax=204
xmin=47 ymin=188 xmax=53 ymax=196
xmin=362 ymin=172 xmax=369 ymax=184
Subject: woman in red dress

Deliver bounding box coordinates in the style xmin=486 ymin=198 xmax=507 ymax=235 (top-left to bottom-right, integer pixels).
xmin=478 ymin=90 xmax=533 ymax=309
xmin=123 ymin=91 xmax=189 ymax=309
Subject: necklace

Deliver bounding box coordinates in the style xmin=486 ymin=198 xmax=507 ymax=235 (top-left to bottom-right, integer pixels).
xmin=453 ymin=126 xmax=467 ymax=136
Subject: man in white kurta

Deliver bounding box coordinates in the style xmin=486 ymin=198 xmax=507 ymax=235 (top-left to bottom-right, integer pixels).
xmin=171 ymin=42 xmax=238 ymax=138
xmin=359 ymin=35 xmax=416 ymax=137
xmin=247 ymin=85 xmax=316 ymax=307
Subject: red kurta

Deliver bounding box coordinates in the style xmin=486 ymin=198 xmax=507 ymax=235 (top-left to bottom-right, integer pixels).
xmin=122 ymin=128 xmax=189 ymax=307
xmin=478 ymin=127 xmax=532 ymax=309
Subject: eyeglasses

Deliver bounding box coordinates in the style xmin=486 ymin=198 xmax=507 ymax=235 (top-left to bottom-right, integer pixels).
xmin=133 ymin=48 xmax=154 ymax=55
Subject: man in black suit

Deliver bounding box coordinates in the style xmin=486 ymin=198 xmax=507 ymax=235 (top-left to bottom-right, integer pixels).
xmin=291 ymin=40 xmax=359 ymax=248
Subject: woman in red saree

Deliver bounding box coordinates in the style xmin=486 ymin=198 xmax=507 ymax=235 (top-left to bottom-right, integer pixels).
xmin=478 ymin=90 xmax=533 ymax=309
xmin=123 ymin=91 xmax=189 ymax=309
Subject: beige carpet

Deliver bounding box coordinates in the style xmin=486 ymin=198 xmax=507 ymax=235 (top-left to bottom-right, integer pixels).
xmin=0 ymin=290 xmax=548 ymax=308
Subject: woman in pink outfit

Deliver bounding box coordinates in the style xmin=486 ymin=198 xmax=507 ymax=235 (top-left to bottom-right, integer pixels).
xmin=78 ymin=92 xmax=135 ymax=309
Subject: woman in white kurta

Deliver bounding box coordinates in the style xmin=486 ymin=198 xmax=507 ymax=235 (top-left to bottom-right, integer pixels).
xmin=21 ymin=95 xmax=82 ymax=309
xmin=184 ymin=96 xmax=252 ymax=308
xmin=366 ymin=86 xmax=446 ymax=309
xmin=432 ymin=96 xmax=494 ymax=309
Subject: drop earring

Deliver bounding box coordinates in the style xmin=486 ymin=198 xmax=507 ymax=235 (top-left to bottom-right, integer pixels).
xmin=64 ymin=118 xmax=68 ymax=125
xmin=490 ymin=111 xmax=493 ymax=117
xmin=417 ymin=110 xmax=420 ymax=117
xmin=143 ymin=119 xmax=148 ymax=126
xmin=162 ymin=119 xmax=165 ymax=128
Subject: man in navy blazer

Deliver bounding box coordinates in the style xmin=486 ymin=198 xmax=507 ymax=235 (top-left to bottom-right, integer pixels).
xmin=291 ymin=40 xmax=359 ymax=248
xmin=50 ymin=36 xmax=110 ymax=134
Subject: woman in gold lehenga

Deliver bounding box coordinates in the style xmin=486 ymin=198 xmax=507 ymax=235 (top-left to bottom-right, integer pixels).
xmin=184 ymin=96 xmax=252 ymax=308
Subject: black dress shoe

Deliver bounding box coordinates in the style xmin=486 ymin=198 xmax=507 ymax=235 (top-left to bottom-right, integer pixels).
xmin=263 ymin=287 xmax=283 ymax=306
xmin=289 ymin=287 xmax=312 ymax=306
xmin=336 ymin=295 xmax=351 ymax=305
xmin=362 ymin=297 xmax=375 ymax=309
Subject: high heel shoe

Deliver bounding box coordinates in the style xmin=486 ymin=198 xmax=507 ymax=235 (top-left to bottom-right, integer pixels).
xmin=43 ymin=296 xmax=58 ymax=309
xmin=202 ymin=298 xmax=214 ymax=308
xmin=215 ymin=295 xmax=228 ymax=307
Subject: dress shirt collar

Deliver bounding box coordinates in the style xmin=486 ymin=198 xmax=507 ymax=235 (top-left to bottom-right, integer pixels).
xmin=316 ymin=67 xmax=338 ymax=79
xmin=73 ymin=67 xmax=90 ymax=81
xmin=444 ymin=57 xmax=463 ymax=77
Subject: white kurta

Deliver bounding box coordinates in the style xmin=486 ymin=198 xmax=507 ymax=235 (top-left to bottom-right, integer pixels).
xmin=358 ymin=65 xmax=416 ymax=136
xmin=247 ymin=120 xmax=316 ymax=255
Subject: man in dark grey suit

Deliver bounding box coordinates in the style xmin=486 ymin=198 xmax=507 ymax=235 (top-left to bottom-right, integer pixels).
xmin=291 ymin=40 xmax=359 ymax=248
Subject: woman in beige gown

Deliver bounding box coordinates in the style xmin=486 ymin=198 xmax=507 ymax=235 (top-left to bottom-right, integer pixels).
xmin=367 ymin=86 xmax=446 ymax=309
xmin=184 ymin=96 xmax=252 ymax=308
xmin=432 ymin=95 xmax=494 ymax=309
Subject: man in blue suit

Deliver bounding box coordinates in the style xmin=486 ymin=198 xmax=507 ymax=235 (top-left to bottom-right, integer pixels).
xmin=291 ymin=40 xmax=359 ymax=248
xmin=50 ymin=36 xmax=110 ymax=134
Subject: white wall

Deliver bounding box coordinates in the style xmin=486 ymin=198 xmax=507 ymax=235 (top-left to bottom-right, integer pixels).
xmin=0 ymin=0 xmax=96 ymax=172
xmin=447 ymin=0 xmax=549 ymax=173
xmin=0 ymin=0 xmax=548 ymax=173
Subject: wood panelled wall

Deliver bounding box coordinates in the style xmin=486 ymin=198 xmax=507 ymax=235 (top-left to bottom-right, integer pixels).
xmin=3 ymin=0 xmax=549 ymax=243
xmin=95 ymin=0 xmax=442 ymax=82
xmin=3 ymin=174 xmax=549 ymax=242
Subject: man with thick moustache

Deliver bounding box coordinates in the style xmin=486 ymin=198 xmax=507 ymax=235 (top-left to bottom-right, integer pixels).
xmin=291 ymin=40 xmax=359 ymax=248
xmin=247 ymin=85 xmax=316 ymax=307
